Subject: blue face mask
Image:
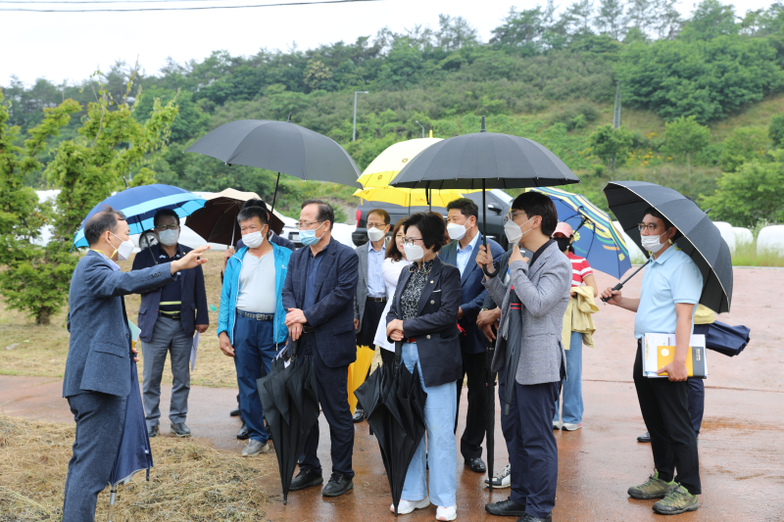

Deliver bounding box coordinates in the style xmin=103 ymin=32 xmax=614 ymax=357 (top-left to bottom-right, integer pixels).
xmin=300 ymin=221 xmax=326 ymax=246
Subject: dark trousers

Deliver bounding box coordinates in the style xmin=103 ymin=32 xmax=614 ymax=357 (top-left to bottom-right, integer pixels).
xmin=633 ymin=343 xmax=701 ymax=495
xmin=299 ymin=333 xmax=355 ymax=479
xmin=357 ymin=298 xmax=385 ymax=347
xmin=63 ymin=392 xmax=126 ymax=521
xmin=688 ymin=377 xmax=704 ymax=435
xmin=234 ymin=314 xmax=277 ymax=444
xmin=455 ymin=348 xmax=487 ymax=460
xmin=498 ymin=368 xmax=560 ymax=519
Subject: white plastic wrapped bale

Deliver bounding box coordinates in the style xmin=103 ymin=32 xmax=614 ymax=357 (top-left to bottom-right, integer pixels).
xmin=713 ymin=221 xmax=736 ymax=252
xmin=757 ymin=225 xmax=784 ymax=256
xmin=612 ymin=220 xmax=647 ymax=264
xmin=733 ymin=227 xmax=753 ymax=246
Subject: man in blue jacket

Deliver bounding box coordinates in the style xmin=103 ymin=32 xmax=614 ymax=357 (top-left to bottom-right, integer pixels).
xmin=283 ymin=200 xmax=359 ymax=498
xmin=63 ymin=207 xmax=208 ymax=521
xmin=439 ymin=198 xmax=504 ymax=474
xmin=132 ymin=209 xmax=209 ymax=439
xmin=217 ymin=204 xmax=292 ymax=457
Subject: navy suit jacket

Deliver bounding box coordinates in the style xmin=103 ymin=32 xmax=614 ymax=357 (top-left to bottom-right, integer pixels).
xmin=64 ymin=251 xmax=178 ymax=398
xmin=439 ymin=233 xmax=505 ymax=355
xmin=132 ymin=244 xmax=209 ymax=342
xmin=282 ymin=237 xmax=359 ymax=368
xmin=387 ymin=256 xmax=463 ymax=388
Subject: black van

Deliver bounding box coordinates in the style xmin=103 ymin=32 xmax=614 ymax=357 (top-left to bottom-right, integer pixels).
xmin=351 ymin=189 xmax=514 ymax=249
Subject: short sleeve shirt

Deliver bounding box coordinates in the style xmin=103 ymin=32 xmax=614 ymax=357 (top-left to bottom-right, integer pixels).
xmin=634 ymin=246 xmax=703 ymax=339
xmin=567 ymin=252 xmax=592 ymax=288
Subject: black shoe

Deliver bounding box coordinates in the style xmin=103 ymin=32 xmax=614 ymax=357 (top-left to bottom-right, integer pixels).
xmin=485 ymin=498 xmax=526 ymax=517
xmin=637 ymin=431 xmax=651 ymax=443
xmin=229 ymin=408 xmax=240 ymax=417
xmin=465 ymin=457 xmax=486 ymax=473
xmin=147 ymin=425 xmax=159 ymax=438
xmin=322 ymin=472 xmax=354 ymax=497
xmin=237 ymin=423 xmax=250 ymax=440
xmin=170 ymin=422 xmax=191 ymax=437
xmin=518 ymin=513 xmax=552 ymax=522
xmin=290 ymin=469 xmax=324 ymax=491
xmin=352 ymin=408 xmax=366 ymax=423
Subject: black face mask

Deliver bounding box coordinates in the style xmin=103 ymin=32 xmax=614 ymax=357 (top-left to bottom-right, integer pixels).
xmin=555 ymin=237 xmax=571 ymax=252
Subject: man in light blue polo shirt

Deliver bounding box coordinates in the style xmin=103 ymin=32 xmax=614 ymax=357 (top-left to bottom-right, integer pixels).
xmin=602 ymin=206 xmax=703 ymax=516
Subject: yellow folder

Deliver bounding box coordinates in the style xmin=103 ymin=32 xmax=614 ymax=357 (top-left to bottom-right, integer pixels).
xmin=656 ymin=345 xmax=706 ymax=378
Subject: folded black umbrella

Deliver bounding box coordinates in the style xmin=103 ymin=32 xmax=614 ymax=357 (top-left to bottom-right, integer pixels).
xmin=693 ymin=321 xmax=751 ymax=357
xmin=604 ymin=181 xmax=733 ymax=314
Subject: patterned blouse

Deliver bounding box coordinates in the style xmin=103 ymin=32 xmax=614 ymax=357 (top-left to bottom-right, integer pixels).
xmin=399 ymin=260 xmax=435 ymax=321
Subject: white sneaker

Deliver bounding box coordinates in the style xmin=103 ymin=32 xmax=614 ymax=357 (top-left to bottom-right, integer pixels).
xmin=552 ymin=420 xmax=561 ymax=430
xmin=392 ymin=497 xmax=430 ymax=514
xmin=241 ymin=440 xmax=270 ymax=456
xmin=562 ymin=422 xmax=582 ymax=431
xmin=436 ymin=504 xmax=457 ymax=521
xmin=483 ymin=463 xmax=511 ymax=488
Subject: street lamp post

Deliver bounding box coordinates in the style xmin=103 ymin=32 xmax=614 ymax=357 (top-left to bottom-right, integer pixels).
xmin=415 ymin=120 xmax=425 ymax=139
xmin=353 ymin=91 xmax=369 ymax=141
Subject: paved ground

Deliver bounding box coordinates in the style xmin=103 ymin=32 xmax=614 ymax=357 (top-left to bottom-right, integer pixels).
xmin=1 ymin=268 xmax=782 ymax=521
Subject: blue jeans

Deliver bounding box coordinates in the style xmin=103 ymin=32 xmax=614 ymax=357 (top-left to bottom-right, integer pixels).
xmin=234 ymin=314 xmax=277 ymax=443
xmin=400 ymin=342 xmax=457 ymax=508
xmin=554 ymin=331 xmax=583 ymax=425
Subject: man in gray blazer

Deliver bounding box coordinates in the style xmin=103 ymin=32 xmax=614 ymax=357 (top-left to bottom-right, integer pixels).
xmin=62 ymin=207 xmax=208 ymax=521
xmin=352 ymin=208 xmax=390 ymax=422
xmin=477 ymin=192 xmax=571 ymax=522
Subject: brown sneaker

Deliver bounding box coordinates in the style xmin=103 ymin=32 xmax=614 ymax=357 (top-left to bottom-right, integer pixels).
xmin=628 ymin=472 xmax=676 ymax=499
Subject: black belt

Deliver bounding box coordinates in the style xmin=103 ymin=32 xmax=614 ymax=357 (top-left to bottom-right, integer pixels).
xmin=367 ymin=296 xmax=387 ymax=303
xmin=159 ymin=312 xmax=181 ymax=320
xmin=302 ymin=325 xmax=315 ymax=333
xmin=236 ymin=310 xmax=275 ymax=321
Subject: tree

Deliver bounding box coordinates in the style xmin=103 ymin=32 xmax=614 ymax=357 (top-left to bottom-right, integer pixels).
xmin=703 ymin=149 xmax=784 ymax=226
xmin=768 ymin=112 xmax=784 ymax=148
xmin=435 ymin=14 xmax=479 ymax=51
xmin=662 ymin=115 xmax=710 ymax=177
xmin=589 ymin=124 xmax=634 ymax=178
xmin=680 ymin=0 xmax=738 ymax=41
xmin=564 ymin=0 xmax=595 ymax=35
xmin=718 ymin=126 xmax=769 ymax=172
xmin=595 ymin=0 xmax=626 ymax=40
xmin=625 ymin=0 xmax=656 ymax=35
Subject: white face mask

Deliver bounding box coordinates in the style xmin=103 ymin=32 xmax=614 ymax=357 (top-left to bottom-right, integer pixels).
xmin=641 ymin=231 xmax=669 ymax=253
xmin=367 ymin=227 xmax=386 ymax=242
xmin=504 ymin=216 xmax=532 ymax=246
xmin=447 ymin=222 xmax=472 ymax=241
xmin=109 ymin=232 xmax=134 ymax=261
xmin=158 ymin=229 xmax=179 ymax=247
xmin=243 ymin=230 xmax=265 ymax=249
xmin=404 ymin=243 xmax=430 ymax=262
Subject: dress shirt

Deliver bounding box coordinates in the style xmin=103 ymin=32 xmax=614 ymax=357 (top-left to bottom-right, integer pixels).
xmin=455 ymin=231 xmax=479 ymax=277
xmin=303 ymin=243 xmax=330 ymax=315
xmin=367 ymin=241 xmax=387 ymax=297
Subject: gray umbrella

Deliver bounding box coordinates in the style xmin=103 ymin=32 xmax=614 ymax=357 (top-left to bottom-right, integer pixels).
xmin=186 ymin=117 xmax=361 ymax=212
xmin=604 ymin=180 xmax=733 ymax=314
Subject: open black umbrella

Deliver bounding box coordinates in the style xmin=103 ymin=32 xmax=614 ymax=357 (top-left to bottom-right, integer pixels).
xmin=604 ymin=181 xmax=733 ymax=314
xmin=186 ymin=117 xmax=361 ymax=213
xmin=354 ymin=344 xmax=427 ymax=516
xmin=257 ymin=340 xmax=319 ymax=505
xmin=389 ymin=116 xmax=580 ymax=488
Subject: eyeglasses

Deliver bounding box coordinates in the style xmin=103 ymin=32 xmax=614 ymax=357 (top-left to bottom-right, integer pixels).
xmin=366 ymin=222 xmax=388 ymax=230
xmin=403 ymin=237 xmax=423 ymax=245
xmin=504 ymin=211 xmax=527 ymax=223
xmin=155 ymin=224 xmax=179 ymax=231
xmin=295 ymin=220 xmax=323 ymax=230
xmin=637 ymin=223 xmax=661 ymax=232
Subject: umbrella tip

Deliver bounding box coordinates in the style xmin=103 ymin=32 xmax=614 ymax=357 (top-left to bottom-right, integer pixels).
xmin=481 ymin=115 xmax=486 ymax=132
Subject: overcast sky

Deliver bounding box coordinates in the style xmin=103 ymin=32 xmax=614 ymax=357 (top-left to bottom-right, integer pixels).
xmin=1 ymin=0 xmax=776 ymax=86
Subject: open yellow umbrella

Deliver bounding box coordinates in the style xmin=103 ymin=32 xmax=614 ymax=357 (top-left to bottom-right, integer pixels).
xmin=347 ymin=345 xmax=376 ymax=414
xmin=354 ymin=186 xmax=466 ymax=208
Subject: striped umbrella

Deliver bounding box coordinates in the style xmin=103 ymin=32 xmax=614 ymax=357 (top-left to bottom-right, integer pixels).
xmin=525 ymin=186 xmax=632 ymax=279
xmin=73 ymin=184 xmax=206 ymax=248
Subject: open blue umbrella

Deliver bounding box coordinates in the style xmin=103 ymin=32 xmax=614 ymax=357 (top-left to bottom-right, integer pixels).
xmin=526 ymin=187 xmax=632 ymax=279
xmin=73 ymin=184 xmax=206 ymax=248
xmin=106 ymin=358 xmax=153 ymax=521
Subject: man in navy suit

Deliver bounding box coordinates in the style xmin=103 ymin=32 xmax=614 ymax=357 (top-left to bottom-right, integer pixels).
xmin=282 ymin=200 xmax=359 ymax=498
xmin=132 ymin=209 xmax=209 ymax=439
xmin=62 ymin=207 xmax=208 ymax=521
xmin=439 ymin=198 xmax=504 ymax=474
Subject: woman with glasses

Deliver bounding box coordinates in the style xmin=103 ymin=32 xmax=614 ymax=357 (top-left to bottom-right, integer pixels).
xmin=373 ymin=218 xmax=410 ymax=369
xmin=385 ymin=212 xmax=462 ymax=521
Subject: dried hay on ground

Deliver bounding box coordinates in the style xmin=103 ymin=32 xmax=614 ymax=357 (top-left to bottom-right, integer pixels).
xmin=0 ymin=415 xmax=274 ymax=521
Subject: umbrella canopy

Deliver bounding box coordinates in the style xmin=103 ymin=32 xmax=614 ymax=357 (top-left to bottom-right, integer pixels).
xmin=109 ymin=360 xmax=153 ymax=487
xmin=347 ymin=345 xmax=375 ymax=415
xmin=185 ymin=188 xmax=286 ymax=245
xmin=525 ymin=187 xmax=632 ymax=279
xmin=186 ymin=119 xmax=362 ymax=212
xmin=694 ymin=321 xmax=751 ymax=357
xmin=604 ymin=180 xmax=733 ymax=314
xmin=73 ymin=184 xmax=206 ymax=248
xmin=353 ymin=186 xmax=468 ymax=209
xmin=257 ymin=340 xmax=319 ymax=505
xmin=357 ymin=138 xmax=443 ymax=189
xmin=354 ymin=350 xmax=427 ymax=516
